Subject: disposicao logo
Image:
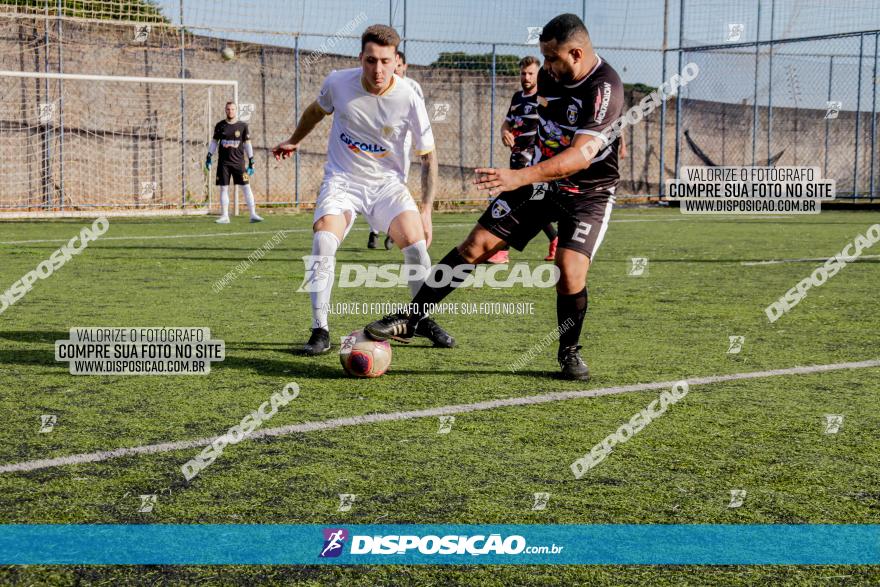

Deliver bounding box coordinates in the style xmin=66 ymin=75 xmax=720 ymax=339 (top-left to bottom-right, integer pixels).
xmin=319 ymin=528 xmax=349 ymax=558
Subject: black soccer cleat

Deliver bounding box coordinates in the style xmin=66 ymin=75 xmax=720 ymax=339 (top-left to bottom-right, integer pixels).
xmin=384 ymin=235 xmax=394 ymax=250
xmin=303 ymin=327 xmax=331 ymax=355
xmin=367 ymin=232 xmax=379 ymax=249
xmin=558 ymin=345 xmax=590 ymax=381
xmin=364 ymin=313 xmax=415 ymax=343
xmin=414 ymin=316 xmax=456 ymax=348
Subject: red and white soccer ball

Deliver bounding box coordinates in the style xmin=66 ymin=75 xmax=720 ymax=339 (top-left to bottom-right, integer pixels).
xmin=339 ymin=330 xmax=392 ymax=378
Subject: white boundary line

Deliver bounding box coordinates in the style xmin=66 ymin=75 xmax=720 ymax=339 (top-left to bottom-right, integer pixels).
xmin=742 ymin=254 xmax=880 ymax=266
xmin=1 ymin=358 xmax=877 ymax=475
xmin=0 ymin=215 xmax=788 ymax=246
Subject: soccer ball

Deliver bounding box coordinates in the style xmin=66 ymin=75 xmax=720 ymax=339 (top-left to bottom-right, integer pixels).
xmin=339 ymin=330 xmax=392 ymax=378
xmin=221 ymin=46 xmax=235 ymax=61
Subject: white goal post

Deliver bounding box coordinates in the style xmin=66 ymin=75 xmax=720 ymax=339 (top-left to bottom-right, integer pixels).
xmin=0 ymin=70 xmax=238 ymax=218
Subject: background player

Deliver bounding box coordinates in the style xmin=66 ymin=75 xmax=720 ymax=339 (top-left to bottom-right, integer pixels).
xmin=205 ymin=101 xmax=262 ymax=223
xmin=489 ymin=55 xmax=559 ymax=264
xmin=367 ymin=50 xmax=424 ymax=251
xmin=365 ymin=14 xmax=624 ymax=381
xmin=272 ymin=24 xmax=454 ymax=355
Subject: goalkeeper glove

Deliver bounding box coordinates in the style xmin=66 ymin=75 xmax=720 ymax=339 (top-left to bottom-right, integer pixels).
xmin=247 ymin=157 xmax=255 ymax=176
xmin=205 ymin=153 xmax=212 ymax=171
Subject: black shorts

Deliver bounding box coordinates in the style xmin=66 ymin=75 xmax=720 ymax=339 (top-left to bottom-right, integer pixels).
xmin=478 ymin=183 xmax=614 ymax=259
xmin=216 ymin=164 xmax=249 ymax=186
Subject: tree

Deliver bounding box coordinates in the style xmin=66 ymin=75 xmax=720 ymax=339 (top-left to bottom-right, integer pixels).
xmin=9 ymin=0 xmax=168 ymax=23
xmin=430 ymin=51 xmax=523 ymax=76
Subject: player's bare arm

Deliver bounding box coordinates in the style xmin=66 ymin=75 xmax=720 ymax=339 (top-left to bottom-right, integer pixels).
xmin=474 ymin=133 xmax=604 ymax=196
xmin=501 ymin=120 xmax=515 ymax=148
xmin=419 ymin=149 xmax=438 ymax=247
xmin=272 ymin=100 xmax=328 ymax=160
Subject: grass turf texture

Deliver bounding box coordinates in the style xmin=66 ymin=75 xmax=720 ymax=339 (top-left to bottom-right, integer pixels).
xmin=0 ymin=208 xmax=878 ymax=585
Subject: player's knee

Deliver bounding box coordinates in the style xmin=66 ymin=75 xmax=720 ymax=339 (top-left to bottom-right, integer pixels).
xmin=555 ymin=257 xmax=589 ymax=294
xmin=458 ymin=229 xmax=502 ymax=263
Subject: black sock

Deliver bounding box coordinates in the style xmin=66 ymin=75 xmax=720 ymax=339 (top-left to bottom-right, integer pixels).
xmin=543 ymin=224 xmax=558 ymax=240
xmin=412 ymin=247 xmax=475 ymax=317
xmin=557 ymin=288 xmax=588 ymax=353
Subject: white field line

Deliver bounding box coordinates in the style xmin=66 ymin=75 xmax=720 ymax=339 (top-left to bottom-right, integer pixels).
xmin=0 ymin=215 xmax=790 ymax=246
xmin=1 ymin=358 xmax=877 ymax=475
xmin=741 ymin=254 xmax=880 ymax=266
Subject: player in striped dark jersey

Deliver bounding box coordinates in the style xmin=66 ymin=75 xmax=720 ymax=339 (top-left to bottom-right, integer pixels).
xmin=488 ymin=55 xmax=559 ymax=264
xmin=364 ymin=14 xmax=625 ymax=381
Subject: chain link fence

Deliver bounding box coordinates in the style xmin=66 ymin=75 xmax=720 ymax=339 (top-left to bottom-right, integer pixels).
xmin=1 ymin=1 xmax=877 ymax=212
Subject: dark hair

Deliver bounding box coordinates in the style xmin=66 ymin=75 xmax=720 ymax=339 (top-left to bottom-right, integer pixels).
xmin=519 ymin=56 xmax=540 ymax=69
xmin=397 ymin=50 xmax=407 ymax=64
xmin=361 ymin=24 xmax=401 ymax=51
xmin=539 ymin=13 xmax=589 ymax=44
xmin=225 ymin=101 xmax=235 ymax=107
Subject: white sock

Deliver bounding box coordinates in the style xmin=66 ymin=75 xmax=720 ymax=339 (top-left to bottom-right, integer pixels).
xmin=307 ymin=231 xmax=340 ymax=331
xmin=402 ymin=240 xmax=431 ymax=297
xmin=242 ymin=184 xmax=258 ymax=218
xmin=219 ymin=186 xmax=229 ymax=217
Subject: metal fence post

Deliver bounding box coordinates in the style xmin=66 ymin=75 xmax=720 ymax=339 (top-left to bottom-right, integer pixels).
xmin=459 ymin=81 xmax=465 ymax=192
xmin=43 ymin=2 xmax=51 ymax=209
xmin=294 ymin=36 xmax=300 ymax=207
xmin=871 ymin=33 xmax=878 ymax=201
xmin=751 ymin=0 xmax=762 ymax=166
xmin=658 ymin=0 xmax=669 ymax=198
xmin=57 ymin=0 xmax=64 ymax=208
xmin=824 ymin=56 xmax=833 ymax=179
xmin=853 ymin=33 xmax=864 ymax=199
xmin=259 ymin=46 xmax=269 ymax=200
xmin=767 ymin=0 xmax=774 ymax=163
xmin=179 ymin=0 xmax=186 ymax=206
xmin=673 ymin=0 xmax=684 ymax=181
xmin=490 ymin=43 xmax=496 ymax=170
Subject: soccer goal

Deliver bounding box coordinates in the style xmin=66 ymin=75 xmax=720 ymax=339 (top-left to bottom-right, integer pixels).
xmin=0 ymin=70 xmax=238 ymax=217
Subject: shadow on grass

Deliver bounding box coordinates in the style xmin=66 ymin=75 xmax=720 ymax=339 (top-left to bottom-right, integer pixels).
xmin=0 ymin=331 xmax=553 ymax=381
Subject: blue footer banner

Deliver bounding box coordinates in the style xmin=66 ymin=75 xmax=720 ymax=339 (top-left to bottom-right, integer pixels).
xmin=0 ymin=525 xmax=878 ymax=565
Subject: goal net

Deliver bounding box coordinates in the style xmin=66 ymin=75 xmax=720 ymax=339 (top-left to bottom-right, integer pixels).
xmin=0 ymin=70 xmax=237 ymax=216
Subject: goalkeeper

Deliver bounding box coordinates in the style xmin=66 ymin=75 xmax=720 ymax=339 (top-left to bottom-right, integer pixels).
xmin=206 ymin=101 xmax=262 ymax=223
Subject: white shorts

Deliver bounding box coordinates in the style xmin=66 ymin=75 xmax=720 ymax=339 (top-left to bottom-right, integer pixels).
xmin=314 ymin=174 xmax=418 ymax=236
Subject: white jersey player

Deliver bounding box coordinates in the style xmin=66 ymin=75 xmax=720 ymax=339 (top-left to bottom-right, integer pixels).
xmin=367 ymin=49 xmax=424 ymax=250
xmin=272 ymin=24 xmax=454 ymax=355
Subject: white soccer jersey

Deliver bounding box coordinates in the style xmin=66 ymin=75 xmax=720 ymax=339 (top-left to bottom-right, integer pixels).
xmin=403 ymin=76 xmax=424 ymax=100
xmin=316 ymin=68 xmax=435 ymax=184
xmin=401 ymin=76 xmax=425 ymax=181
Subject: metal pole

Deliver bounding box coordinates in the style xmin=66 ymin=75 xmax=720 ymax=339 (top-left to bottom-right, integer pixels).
xmin=582 ymin=0 xmax=586 ymax=21
xmin=767 ymin=0 xmax=774 ymax=163
xmin=389 ymin=0 xmax=393 ymax=26
xmin=673 ymin=0 xmax=684 ymax=180
xmin=459 ymin=81 xmax=465 ymax=192
xmin=207 ymin=87 xmax=212 ymax=209
xmin=853 ymin=33 xmax=864 ymax=199
xmin=490 ymin=44 xmax=496 ymax=169
xmin=44 ymin=3 xmax=51 ymax=208
xmin=57 ymin=0 xmax=64 ymax=208
xmin=294 ymin=36 xmax=300 ymax=207
xmin=658 ymin=0 xmax=669 ymax=198
xmin=402 ymin=0 xmax=406 ymax=52
xmin=871 ymin=33 xmax=878 ymax=201
xmin=751 ymin=0 xmax=762 ymax=166
xmin=824 ymin=56 xmax=833 ymax=179
xmin=233 ymin=80 xmax=239 ymax=216
xmin=260 ymin=46 xmax=269 ymax=200
xmin=179 ymin=0 xmax=186 ymax=207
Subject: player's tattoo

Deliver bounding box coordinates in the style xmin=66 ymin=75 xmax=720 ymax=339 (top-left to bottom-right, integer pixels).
xmin=420 ymin=150 xmax=437 ymax=209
